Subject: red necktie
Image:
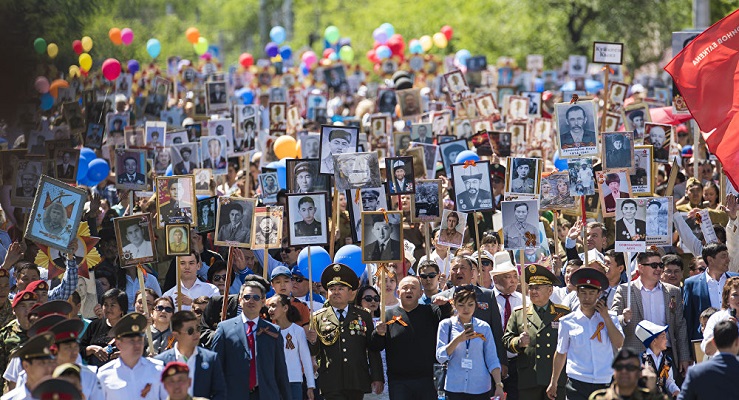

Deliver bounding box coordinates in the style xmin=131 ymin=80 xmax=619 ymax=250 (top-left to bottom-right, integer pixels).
xmin=502 ymin=294 xmax=512 ymax=328
xmin=247 ymin=321 xmax=257 ymax=390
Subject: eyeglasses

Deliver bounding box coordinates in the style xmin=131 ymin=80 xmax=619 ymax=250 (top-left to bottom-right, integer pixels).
xmin=291 ymin=276 xmax=305 ymax=283
xmin=419 ymin=273 xmax=438 ymax=279
xmin=242 ymin=294 xmax=262 ymax=302
xmin=613 ymin=363 xmax=641 ymax=372
xmin=155 ymin=305 xmax=174 ymax=313
xmin=691 ymin=267 xmax=707 ymax=273
xmin=180 ymin=327 xmax=197 ymax=335
xmin=212 ymin=274 xmax=227 ymax=282
xmin=362 ymin=295 xmax=381 ymax=303
xmin=641 ymin=262 xmax=665 ymax=269
xmin=281 ymin=248 xmax=294 ymax=254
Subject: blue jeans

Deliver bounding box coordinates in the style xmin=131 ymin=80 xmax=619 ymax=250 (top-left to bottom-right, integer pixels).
xmin=289 ymin=382 xmax=303 ymax=400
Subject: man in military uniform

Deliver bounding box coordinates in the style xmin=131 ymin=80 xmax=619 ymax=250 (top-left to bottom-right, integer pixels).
xmin=503 ymin=202 xmax=538 ymax=249
xmin=1 ymin=332 xmax=56 ymax=400
xmin=160 ymin=362 xmax=209 ymax=400
xmin=589 ymin=348 xmax=667 ymax=400
xmin=503 ymin=264 xmax=570 ymax=400
xmin=294 ymin=196 xmax=322 ymax=237
xmin=0 ymin=290 xmax=37 ymax=385
xmin=456 ymin=164 xmax=493 ymax=211
xmin=306 ymin=263 xmax=383 ymax=399
xmin=0 ymin=270 xmax=14 ymax=329
xmin=160 ymin=180 xmax=191 ymax=225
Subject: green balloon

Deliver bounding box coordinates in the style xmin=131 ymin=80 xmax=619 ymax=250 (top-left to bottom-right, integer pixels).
xmin=33 ymin=38 xmax=46 ymax=54
xmin=194 ymin=37 xmax=209 ymax=55
xmin=339 ymin=46 xmax=354 ymax=63
xmin=324 ymin=26 xmax=340 ymax=45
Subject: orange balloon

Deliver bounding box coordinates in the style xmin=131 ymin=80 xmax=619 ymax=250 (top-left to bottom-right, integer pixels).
xmin=185 ymin=27 xmax=200 ymax=45
xmin=109 ymin=28 xmax=122 ymax=45
xmin=49 ymin=79 xmax=70 ymax=99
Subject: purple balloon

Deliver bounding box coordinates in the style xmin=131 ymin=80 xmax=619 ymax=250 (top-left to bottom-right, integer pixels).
xmin=127 ymin=59 xmax=140 ymax=74
xmin=373 ymin=28 xmax=388 ymax=44
xmin=338 ymin=38 xmax=352 ymax=48
xmin=265 ymin=42 xmax=279 ymax=58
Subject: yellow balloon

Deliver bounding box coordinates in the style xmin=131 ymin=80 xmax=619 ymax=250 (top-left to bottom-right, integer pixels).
xmin=419 ymin=35 xmax=433 ymax=52
xmin=47 ymin=43 xmax=58 ymax=59
xmin=81 ymin=36 xmax=93 ymax=52
xmin=432 ymin=32 xmax=448 ymax=49
xmin=79 ymin=53 xmax=92 ymax=72
xmin=69 ymin=65 xmax=81 ymax=78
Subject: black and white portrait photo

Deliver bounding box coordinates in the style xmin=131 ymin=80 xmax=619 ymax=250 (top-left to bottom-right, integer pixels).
xmin=84 ymin=123 xmax=105 ymax=150
xmin=165 ymin=130 xmax=188 ymax=147
xmin=259 ymin=172 xmax=281 ymax=204
xmin=209 ymin=118 xmax=234 ymax=154
xmin=25 ymin=175 xmax=86 ymax=252
xmin=567 ymin=158 xmax=595 ymax=196
xmin=214 ymin=197 xmax=255 ymax=247
xmin=540 ymin=172 xmax=575 ymax=210
xmin=609 ymin=82 xmax=628 ymax=108
xmin=630 ymin=146 xmax=653 ymax=195
xmin=54 ymin=149 xmax=79 ymax=184
xmin=475 ymin=94 xmax=498 ymax=118
xmin=323 ymin=65 xmax=347 ymax=92
xmin=502 ymin=199 xmax=540 ymax=250
xmin=106 ymin=113 xmax=129 ymax=137
xmin=287 ymin=193 xmax=329 ymax=246
xmin=439 ymin=139 xmax=467 ymax=177
xmin=433 ymin=111 xmax=452 ymax=137
xmin=522 ymin=91 xmax=542 ymax=117
xmin=170 ymin=144 xmax=200 ymax=175
xmin=286 ymin=159 xmax=329 ymax=194
xmin=614 ymin=198 xmax=647 ymax=252
xmin=644 ymin=123 xmax=671 ymax=163
xmin=269 ymin=102 xmax=287 ymax=134
xmin=397 ymin=88 xmax=423 ymax=117
xmin=393 ymin=132 xmax=412 ymax=156
xmin=410 ymin=123 xmax=434 ymax=144
xmin=333 ymin=152 xmax=381 ymax=191
xmin=185 ymin=123 xmax=202 ymax=143
xmin=455 ymin=119 xmax=473 ymax=138
xmin=412 ymin=179 xmax=442 ymax=223
xmin=145 ymin=121 xmax=166 ymax=148
xmin=532 ymin=118 xmax=553 ymax=144
xmin=443 ymin=70 xmax=469 ymax=102
xmin=645 ymin=197 xmax=672 ymax=246
xmin=370 ymin=115 xmax=389 ymax=137
xmin=361 ymin=211 xmax=403 ymax=263
xmin=348 ymin=186 xmax=388 ymax=242
xmin=596 ymin=170 xmax=632 ymax=217
xmin=200 ymin=136 xmax=228 ymax=174
xmin=156 ymin=175 xmax=196 ymax=228
xmin=206 ymin=81 xmax=229 ymax=114
xmin=604 ymin=113 xmax=621 ymax=132
xmin=251 ymin=207 xmax=283 ymax=249
xmin=319 ymin=125 xmax=358 ymax=175
xmin=602 ymin=132 xmax=633 ymax=170
xmin=385 ymin=156 xmax=415 ymax=195
xmin=568 ymin=55 xmax=588 ymax=77
xmin=299 ymin=132 xmax=321 ymax=159
xmin=115 ymin=149 xmax=149 ymax=191
xmin=555 ymin=101 xmax=599 ymax=157
xmin=408 ymin=142 xmax=438 ymax=179
xmin=452 ymin=161 xmax=494 ymax=212
xmin=623 ymin=104 xmax=650 ymax=141
xmin=438 ymin=209 xmax=467 ymax=248
xmin=194 ymin=169 xmax=213 ymax=195
xmin=269 ymin=87 xmax=287 ymax=103
xmin=235 ymin=105 xmax=258 ymax=153
xmin=506 ymin=157 xmax=540 ymax=196
xmin=196 ymin=196 xmax=217 ymax=233
xmin=377 ymin=89 xmax=397 ymax=114
xmin=113 ymin=213 xmax=157 ymax=266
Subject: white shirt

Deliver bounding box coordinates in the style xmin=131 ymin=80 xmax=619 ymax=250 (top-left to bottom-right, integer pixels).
xmin=97 ymin=357 xmax=166 ymax=400
xmin=706 ymin=272 xmax=728 ymax=309
xmin=556 ymin=309 xmax=624 ymax=384
xmin=700 ymin=308 xmax=735 ymax=354
xmin=644 ymin=348 xmax=680 ymax=395
xmin=493 ymin=288 xmax=523 ymax=359
xmin=163 ymin=279 xmax=219 ymax=311
xmin=0 ymin=385 xmax=30 ymax=400
xmin=332 ymin=306 xmax=348 ymax=320
xmin=550 ymin=287 xmax=569 ymax=305
xmin=280 ymin=323 xmax=316 ymax=388
xmin=174 ymin=344 xmax=198 ymax=395
xmin=640 ymin=281 xmax=666 ymax=327
xmin=122 ymin=240 xmax=154 ymax=259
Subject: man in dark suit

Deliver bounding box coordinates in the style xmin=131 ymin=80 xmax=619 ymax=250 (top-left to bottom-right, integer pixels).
xmin=559 ymin=105 xmax=596 ymax=148
xmin=615 ymin=199 xmax=647 ymax=242
xmin=174 ymin=147 xmax=197 ymax=175
xmin=117 ymin=156 xmax=146 ymax=185
xmin=56 ymin=152 xmax=75 ymax=180
xmin=365 ymin=215 xmax=401 ymax=261
xmin=603 ymin=173 xmax=629 ymax=214
xmin=212 ymin=279 xmax=290 ymax=400
xmin=683 ymin=243 xmax=739 ymax=340
xmin=202 ymin=138 xmax=226 ymax=169
xmin=156 ymin=311 xmax=226 ymax=400
xmin=679 ymin=320 xmax=739 ymax=399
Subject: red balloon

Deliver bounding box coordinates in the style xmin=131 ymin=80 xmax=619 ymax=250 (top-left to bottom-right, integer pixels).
xmin=373 ymin=41 xmax=381 ymax=50
xmin=72 ymin=40 xmax=83 ymax=55
xmin=102 ymin=58 xmax=121 ymax=81
xmin=239 ymin=53 xmax=254 ymax=68
xmin=441 ymin=25 xmax=453 ymax=41
xmin=322 ymin=48 xmax=334 ymax=59
xmin=388 ymin=34 xmax=405 ymax=55
xmin=366 ymin=49 xmax=378 ymax=64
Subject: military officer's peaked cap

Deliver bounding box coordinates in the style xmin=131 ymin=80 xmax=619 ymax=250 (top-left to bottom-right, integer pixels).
xmin=110 ymin=312 xmax=147 ymax=338
xmin=10 ymin=332 xmax=54 ymax=361
xmin=321 ymin=263 xmax=359 ymax=291
xmin=524 ymin=264 xmax=561 ymax=286
xmin=570 ymin=267 xmax=608 ymax=291
xmin=32 ymin=378 xmax=82 ymax=400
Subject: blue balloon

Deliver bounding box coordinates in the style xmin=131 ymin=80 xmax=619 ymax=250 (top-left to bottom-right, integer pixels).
xmin=76 ymin=160 xmax=89 ymax=183
xmin=86 ymin=158 xmax=110 ymax=184
xmin=455 ymin=150 xmax=480 ymax=164
xmin=146 ymin=39 xmax=161 ymax=59
xmin=297 ymin=246 xmax=332 ymax=282
xmin=40 ymin=93 xmax=54 ymax=111
xmin=279 ymin=45 xmax=292 ymax=60
xmin=380 ymin=22 xmax=395 ymax=38
xmin=334 ymin=245 xmax=366 ymax=279
xmin=455 ymin=49 xmax=472 ymax=67
xmin=165 ymin=164 xmax=174 ymax=176
xmin=265 ymin=160 xmax=287 ymax=189
xmin=270 ymin=26 xmax=286 ymax=45
xmin=77 ymin=176 xmax=93 ymax=187
xmin=553 ymin=150 xmax=569 ymax=171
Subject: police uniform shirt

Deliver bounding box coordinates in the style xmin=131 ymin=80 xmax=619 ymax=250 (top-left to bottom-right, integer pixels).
xmin=556 ymin=308 xmax=623 ymax=384
xmin=97 ymin=356 xmax=166 ymax=400
xmin=0 ymin=384 xmax=31 ymax=400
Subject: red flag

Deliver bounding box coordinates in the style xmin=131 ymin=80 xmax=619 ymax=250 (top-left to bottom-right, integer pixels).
xmin=664 ymin=9 xmax=739 ymax=187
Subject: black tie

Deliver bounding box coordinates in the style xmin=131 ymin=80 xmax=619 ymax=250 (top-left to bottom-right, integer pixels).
xmin=338 ymin=309 xmax=345 ymax=323
xmin=380 ymin=243 xmax=385 ymax=255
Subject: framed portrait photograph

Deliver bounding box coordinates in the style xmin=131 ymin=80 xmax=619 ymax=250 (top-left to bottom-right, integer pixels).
xmin=602 ymin=132 xmax=634 ymax=170
xmin=489 ymin=131 xmax=512 ymax=158
xmin=206 ymin=81 xmax=229 ymax=114
xmin=259 ymin=172 xmax=281 ymax=204
xmin=12 ymin=160 xmax=44 ymax=208
xmin=124 ymin=126 xmax=145 ymax=148
xmin=155 ymin=175 xmax=197 ymax=228
xmin=334 ymin=152 xmax=381 ymax=191
xmin=604 ymin=112 xmax=621 ymax=132
xmin=472 ymin=118 xmax=493 ymax=134
xmin=214 ymin=197 xmax=256 ymax=247
xmin=323 ymin=65 xmax=347 ymax=92
xmin=84 ymin=123 xmax=105 ymax=150
xmin=299 ymin=132 xmax=321 ymax=159
xmin=455 ymin=119 xmax=473 ymax=138
xmin=377 ymin=89 xmax=397 ymax=114
xmin=502 ymin=199 xmax=541 ymax=250
xmin=165 ymin=130 xmax=188 ymax=147
xmin=287 ymin=192 xmax=329 ymax=246
xmin=568 ymin=55 xmax=588 ymax=77
xmin=432 ymin=111 xmax=452 ymax=137
xmin=412 ymin=179 xmax=442 ymax=223
xmin=567 ymin=158 xmax=596 ymax=196
xmin=185 ymin=123 xmax=202 ymax=143
xmin=404 ymin=147 xmax=428 ymax=179
xmin=439 ymin=139 xmax=468 ymax=177
xmin=200 ymin=136 xmax=228 ymax=174
xmin=165 ymin=224 xmax=191 ymax=256
xmin=54 ymin=149 xmax=79 ymax=184
xmin=410 ymin=123 xmax=434 ymax=144
xmin=645 ymin=197 xmax=673 ymax=246
xmin=385 ymin=156 xmax=415 ymax=195
xmin=370 ymin=114 xmax=390 ymax=138
xmin=452 ymin=161 xmax=494 ymax=212
xmin=396 ymin=88 xmax=423 ymax=118
xmin=474 ymin=94 xmax=498 ymax=118
xmin=144 ymin=121 xmax=166 ymax=148
xmin=348 ymin=186 xmax=388 ymax=242
xmin=555 ymin=101 xmax=599 ymax=158
xmin=438 ymin=209 xmax=467 ymax=249
xmin=269 ymin=86 xmax=287 ymax=103
xmin=614 ymin=198 xmax=647 ymax=253
xmin=505 ymin=157 xmax=542 ymax=196
xmin=285 ymin=159 xmax=329 ymax=194
xmin=540 ymin=172 xmax=576 ymax=210
xmin=361 ymin=211 xmax=403 ymax=263
xmin=506 ymin=95 xmax=530 ymax=122
xmin=596 ymin=169 xmax=633 ymax=217
xmin=269 ymin=102 xmax=287 ymax=135
xmin=209 ymin=118 xmax=234 ymax=153
xmin=194 ymin=169 xmax=212 ymax=195
xmin=631 ymin=146 xmax=654 ymax=196
xmin=522 ymin=91 xmax=542 ymax=118
xmin=508 ymin=122 xmax=528 ymax=150
xmin=251 ymin=206 xmax=284 ymax=249
xmin=408 ymin=142 xmax=438 ymax=180
xmin=24 ymin=175 xmax=86 ymax=252
xmin=444 ymin=70 xmax=470 ymax=101
xmin=170 ymin=144 xmax=200 ymax=175
xmin=644 ymin=123 xmax=672 ymax=163
xmin=113 ymin=213 xmax=157 ymax=266
xmin=235 ymin=104 xmax=258 ymax=153
xmin=106 ymin=112 xmax=129 ymax=138
xmin=319 ymin=125 xmax=358 ymax=175
xmin=532 ymin=118 xmax=552 ymax=144
xmin=393 ymin=131 xmax=412 ymax=156
xmin=196 ymin=196 xmax=217 ymax=233
xmin=622 ymin=103 xmax=651 ymax=141
xmin=608 ymin=82 xmax=629 ymax=108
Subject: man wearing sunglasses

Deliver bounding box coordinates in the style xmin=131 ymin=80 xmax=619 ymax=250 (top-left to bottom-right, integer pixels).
xmin=162 ymin=251 xmax=219 ymax=311
xmin=290 ymin=267 xmax=325 ymax=312
xmin=156 ymin=311 xmax=225 ymax=400
xmin=212 ymin=280 xmax=290 ymax=400
xmin=417 ymin=260 xmax=441 ymax=305
xmin=589 ymin=348 xmax=664 ymax=400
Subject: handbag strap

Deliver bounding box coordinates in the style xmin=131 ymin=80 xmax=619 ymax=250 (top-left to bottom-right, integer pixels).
xmin=443 ymin=319 xmax=453 ymax=365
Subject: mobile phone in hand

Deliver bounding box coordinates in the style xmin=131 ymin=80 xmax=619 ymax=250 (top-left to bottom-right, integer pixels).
xmin=463 ymin=322 xmax=473 ymax=331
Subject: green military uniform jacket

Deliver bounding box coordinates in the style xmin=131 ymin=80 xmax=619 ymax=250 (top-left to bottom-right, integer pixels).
xmin=502 ymin=302 xmax=570 ymax=391
xmin=309 ymin=305 xmax=383 ymax=395
xmin=0 ymin=319 xmax=28 ymax=388
xmin=0 ymin=300 xmax=13 ymax=331
xmin=589 ymin=383 xmax=668 ymax=399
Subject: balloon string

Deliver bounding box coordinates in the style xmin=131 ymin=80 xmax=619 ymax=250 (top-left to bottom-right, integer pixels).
xmin=98 ymin=88 xmax=110 ymax=124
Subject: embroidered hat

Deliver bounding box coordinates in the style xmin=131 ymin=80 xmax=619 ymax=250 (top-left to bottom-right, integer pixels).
xmin=635 ymin=320 xmax=669 ymax=349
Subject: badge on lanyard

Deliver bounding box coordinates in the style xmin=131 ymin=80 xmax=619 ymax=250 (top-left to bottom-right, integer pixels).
xmin=461 ymin=358 xmax=473 ymax=369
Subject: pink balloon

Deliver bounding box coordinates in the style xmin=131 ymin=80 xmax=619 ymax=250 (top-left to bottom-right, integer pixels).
xmin=121 ymin=28 xmax=134 ymax=45
xmin=102 ymin=58 xmax=121 ymax=81
xmin=34 ymin=76 xmax=50 ymax=94
xmin=301 ymin=51 xmax=317 ymax=68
